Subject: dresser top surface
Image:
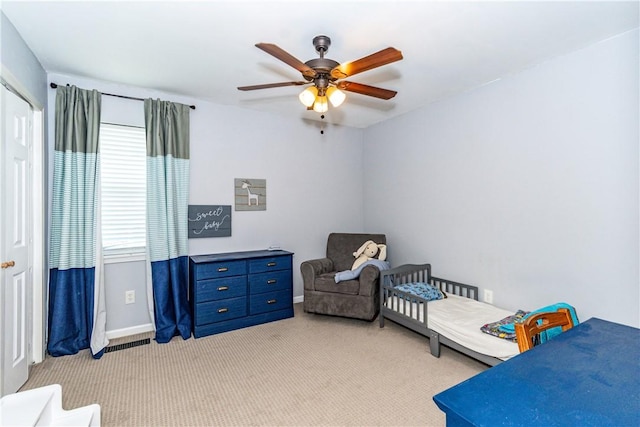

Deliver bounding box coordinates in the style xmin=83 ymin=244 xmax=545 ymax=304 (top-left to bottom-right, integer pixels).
xmin=190 ymin=249 xmax=293 ymax=264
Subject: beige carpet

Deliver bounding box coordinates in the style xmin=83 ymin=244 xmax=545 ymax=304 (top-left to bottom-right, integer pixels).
xmin=20 ymin=303 xmax=486 ymax=426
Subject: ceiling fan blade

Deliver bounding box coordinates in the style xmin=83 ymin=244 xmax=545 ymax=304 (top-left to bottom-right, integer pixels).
xmin=255 ymin=43 xmax=318 ymax=78
xmin=331 ymin=47 xmax=403 ymax=79
xmin=237 ymin=81 xmax=308 ymax=91
xmin=336 ymin=81 xmax=398 ymax=100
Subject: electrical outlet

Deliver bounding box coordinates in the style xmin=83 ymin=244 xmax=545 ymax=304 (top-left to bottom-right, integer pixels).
xmin=125 ymin=290 xmax=135 ymax=305
xmin=484 ymin=289 xmax=493 ymax=304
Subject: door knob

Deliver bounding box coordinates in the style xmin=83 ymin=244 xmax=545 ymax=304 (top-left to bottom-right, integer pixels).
xmin=1 ymin=260 xmax=15 ymax=269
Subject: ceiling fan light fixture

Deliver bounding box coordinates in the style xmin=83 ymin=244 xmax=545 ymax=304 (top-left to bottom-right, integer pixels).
xmin=326 ymin=87 xmax=346 ymax=107
xmin=299 ymin=86 xmax=318 ymax=107
xmin=313 ymin=96 xmax=328 ymax=113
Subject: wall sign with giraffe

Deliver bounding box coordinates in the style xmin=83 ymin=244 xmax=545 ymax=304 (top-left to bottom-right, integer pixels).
xmin=234 ymin=178 xmax=266 ymax=211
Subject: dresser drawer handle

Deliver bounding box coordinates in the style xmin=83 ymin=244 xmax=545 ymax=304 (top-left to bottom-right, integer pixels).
xmin=267 ymin=299 xmax=277 ymax=304
xmin=217 ymin=267 xmax=228 ymax=272
xmin=266 ymin=262 xmax=277 ymax=267
xmin=267 ymin=279 xmax=277 ymax=284
xmin=218 ymin=308 xmax=229 ymax=313
xmin=217 ymin=286 xmax=229 ymax=291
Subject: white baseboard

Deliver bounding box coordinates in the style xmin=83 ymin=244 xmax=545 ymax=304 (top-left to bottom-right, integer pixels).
xmin=106 ymin=323 xmax=154 ymax=340
xmin=107 ymin=298 xmax=305 ymax=339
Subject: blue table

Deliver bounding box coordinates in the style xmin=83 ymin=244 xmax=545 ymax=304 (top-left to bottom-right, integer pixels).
xmin=433 ymin=318 xmax=640 ymax=426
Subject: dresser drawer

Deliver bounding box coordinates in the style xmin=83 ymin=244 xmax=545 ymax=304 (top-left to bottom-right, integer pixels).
xmin=195 ymin=297 xmax=247 ymax=325
xmin=248 ymin=256 xmax=292 ymax=274
xmin=194 ymin=260 xmax=246 ymax=280
xmin=249 ymin=270 xmax=291 ymax=294
xmin=249 ymin=289 xmax=291 ymax=315
xmin=196 ymin=276 xmax=247 ymax=303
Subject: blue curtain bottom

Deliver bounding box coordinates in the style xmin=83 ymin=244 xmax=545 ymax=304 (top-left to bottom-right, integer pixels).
xmin=151 ymin=256 xmax=192 ymax=343
xmin=47 ymin=268 xmax=95 ymax=357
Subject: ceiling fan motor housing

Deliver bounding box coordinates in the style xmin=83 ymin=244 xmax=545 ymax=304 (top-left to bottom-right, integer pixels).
xmin=304 ymin=58 xmax=339 ymax=83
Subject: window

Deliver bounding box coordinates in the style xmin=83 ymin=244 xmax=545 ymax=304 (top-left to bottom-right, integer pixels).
xmin=99 ymin=123 xmax=146 ymax=259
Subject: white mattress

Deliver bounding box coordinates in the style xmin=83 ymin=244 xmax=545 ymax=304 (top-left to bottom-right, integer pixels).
xmin=385 ymin=294 xmax=519 ymax=360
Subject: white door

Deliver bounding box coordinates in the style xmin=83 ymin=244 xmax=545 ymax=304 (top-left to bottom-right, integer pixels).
xmin=1 ymin=84 xmax=32 ymax=396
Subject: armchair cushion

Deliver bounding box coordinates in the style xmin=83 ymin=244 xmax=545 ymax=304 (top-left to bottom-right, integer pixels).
xmin=315 ymin=276 xmax=360 ymax=295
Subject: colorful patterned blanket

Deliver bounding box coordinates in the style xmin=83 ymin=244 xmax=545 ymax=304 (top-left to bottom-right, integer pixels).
xmin=480 ymin=310 xmax=529 ymax=341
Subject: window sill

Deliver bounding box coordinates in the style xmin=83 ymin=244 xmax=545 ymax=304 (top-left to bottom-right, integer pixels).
xmin=103 ymin=252 xmax=146 ymax=264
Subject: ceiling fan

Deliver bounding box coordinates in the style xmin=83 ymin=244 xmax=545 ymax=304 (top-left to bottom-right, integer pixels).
xmin=237 ymin=35 xmax=403 ymax=113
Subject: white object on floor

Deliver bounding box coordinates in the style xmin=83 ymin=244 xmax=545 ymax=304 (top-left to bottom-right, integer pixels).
xmin=0 ymin=384 xmax=100 ymax=426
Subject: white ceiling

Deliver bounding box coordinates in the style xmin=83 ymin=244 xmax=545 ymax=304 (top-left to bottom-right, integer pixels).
xmin=3 ymin=0 xmax=638 ymax=128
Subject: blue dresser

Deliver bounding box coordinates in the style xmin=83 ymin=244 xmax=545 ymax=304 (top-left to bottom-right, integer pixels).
xmin=189 ymin=250 xmax=294 ymax=338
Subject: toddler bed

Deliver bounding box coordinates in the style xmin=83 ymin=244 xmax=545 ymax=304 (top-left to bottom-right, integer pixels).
xmin=379 ymin=264 xmax=519 ymax=366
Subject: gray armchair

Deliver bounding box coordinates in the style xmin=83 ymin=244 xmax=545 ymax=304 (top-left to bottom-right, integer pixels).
xmin=301 ymin=233 xmax=387 ymax=321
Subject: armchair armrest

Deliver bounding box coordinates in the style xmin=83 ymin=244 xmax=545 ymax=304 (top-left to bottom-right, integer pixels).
xmin=301 ymin=258 xmax=334 ymax=290
xmin=358 ymin=264 xmax=382 ymax=297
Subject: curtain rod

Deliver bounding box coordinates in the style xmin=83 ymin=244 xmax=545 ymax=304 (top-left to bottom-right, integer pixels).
xmin=49 ymin=82 xmax=196 ymax=110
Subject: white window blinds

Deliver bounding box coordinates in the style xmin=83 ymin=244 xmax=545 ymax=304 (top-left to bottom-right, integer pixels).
xmin=99 ymin=123 xmax=146 ymax=256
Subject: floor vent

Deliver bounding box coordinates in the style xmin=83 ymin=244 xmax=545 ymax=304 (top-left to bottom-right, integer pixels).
xmin=104 ymin=338 xmax=150 ymax=353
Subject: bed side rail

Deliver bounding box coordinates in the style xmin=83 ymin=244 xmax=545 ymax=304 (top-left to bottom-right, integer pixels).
xmin=431 ymin=276 xmax=479 ymax=301
xmin=380 ymin=279 xmax=430 ymax=330
xmin=380 ymin=264 xmax=431 ymax=329
xmin=380 ymin=263 xmax=431 ymax=287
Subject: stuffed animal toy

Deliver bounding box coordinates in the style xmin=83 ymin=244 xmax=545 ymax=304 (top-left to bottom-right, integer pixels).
xmin=351 ymin=240 xmax=387 ymax=270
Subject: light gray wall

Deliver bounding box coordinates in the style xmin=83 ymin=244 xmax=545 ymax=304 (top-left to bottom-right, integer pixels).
xmin=364 ymin=30 xmax=639 ymax=327
xmin=0 ymin=11 xmax=47 ymax=106
xmin=46 ymin=72 xmax=365 ymax=333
